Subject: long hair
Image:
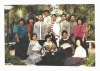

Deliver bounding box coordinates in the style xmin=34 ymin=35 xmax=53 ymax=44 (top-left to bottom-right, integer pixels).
xmin=27 ymin=17 xmax=34 ymax=24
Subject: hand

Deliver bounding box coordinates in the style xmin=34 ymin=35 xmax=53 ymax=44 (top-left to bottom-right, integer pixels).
xmin=29 ymin=38 xmax=31 ymax=41
xmin=34 ymin=50 xmax=39 ymax=52
xmin=55 ymin=38 xmax=58 ymax=40
xmin=16 ymin=38 xmax=20 ymax=42
xmin=82 ymin=38 xmax=84 ymax=42
xmin=51 ymin=49 xmax=54 ymax=52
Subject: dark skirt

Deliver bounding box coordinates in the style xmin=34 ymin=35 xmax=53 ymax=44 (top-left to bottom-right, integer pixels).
xmin=64 ymin=57 xmax=83 ymax=66
xmin=15 ymin=38 xmax=28 ymax=60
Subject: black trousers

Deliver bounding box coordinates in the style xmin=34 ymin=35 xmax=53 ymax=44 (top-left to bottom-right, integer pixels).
xmin=15 ymin=38 xmax=28 ymax=60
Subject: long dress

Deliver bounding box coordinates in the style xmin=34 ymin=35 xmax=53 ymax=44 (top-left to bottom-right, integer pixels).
xmin=59 ymin=36 xmax=73 ymax=60
xmin=64 ymin=46 xmax=86 ymax=66
xmin=26 ymin=40 xmax=42 ymax=64
xmin=36 ymin=41 xmax=59 ymax=65
xmin=13 ymin=25 xmax=28 ymax=60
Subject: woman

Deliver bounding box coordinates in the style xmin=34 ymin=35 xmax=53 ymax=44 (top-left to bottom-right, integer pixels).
xmin=39 ymin=34 xmax=58 ymax=65
xmin=59 ymin=30 xmax=74 ymax=60
xmin=74 ymin=18 xmax=88 ymax=56
xmin=26 ymin=17 xmax=34 ymax=41
xmin=13 ymin=18 xmax=28 ymax=60
xmin=26 ymin=33 xmax=42 ymax=64
xmin=64 ymin=37 xmax=86 ymax=66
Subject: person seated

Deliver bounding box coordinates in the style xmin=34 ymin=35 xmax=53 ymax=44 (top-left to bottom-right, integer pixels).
xmin=64 ymin=37 xmax=87 ymax=66
xmin=59 ymin=30 xmax=74 ymax=60
xmin=41 ymin=34 xmax=57 ymax=56
xmin=25 ymin=33 xmax=42 ymax=64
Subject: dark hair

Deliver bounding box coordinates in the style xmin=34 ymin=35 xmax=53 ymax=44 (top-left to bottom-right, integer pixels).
xmin=70 ymin=15 xmax=76 ymax=19
xmin=62 ymin=30 xmax=68 ymax=36
xmin=38 ymin=14 xmax=43 ymax=18
xmin=44 ymin=10 xmax=50 ymax=13
xmin=52 ymin=14 xmax=57 ymax=17
xmin=77 ymin=18 xmax=84 ymax=25
xmin=75 ymin=36 xmax=82 ymax=46
xmin=45 ymin=34 xmax=51 ymax=41
xmin=31 ymin=33 xmax=37 ymax=40
xmin=61 ymin=14 xmax=66 ymax=17
xmin=19 ymin=18 xmax=25 ymax=24
xmin=27 ymin=17 xmax=34 ymax=24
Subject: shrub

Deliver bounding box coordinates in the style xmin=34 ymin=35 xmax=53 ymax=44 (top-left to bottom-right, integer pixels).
xmin=82 ymin=54 xmax=95 ymax=66
xmin=5 ymin=52 xmax=25 ymax=65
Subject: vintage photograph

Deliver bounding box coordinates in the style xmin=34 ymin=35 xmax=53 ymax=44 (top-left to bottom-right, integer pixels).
xmin=4 ymin=4 xmax=95 ymax=66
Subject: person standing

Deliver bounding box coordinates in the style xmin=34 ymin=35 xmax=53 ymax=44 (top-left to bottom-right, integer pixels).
xmin=26 ymin=17 xmax=35 ymax=41
xmin=43 ymin=10 xmax=51 ymax=29
xmin=69 ymin=15 xmax=77 ymax=52
xmin=34 ymin=14 xmax=47 ymax=46
xmin=50 ymin=14 xmax=60 ymax=47
xmin=13 ymin=18 xmax=28 ymax=60
xmin=74 ymin=18 xmax=88 ymax=56
xmin=59 ymin=14 xmax=70 ymax=39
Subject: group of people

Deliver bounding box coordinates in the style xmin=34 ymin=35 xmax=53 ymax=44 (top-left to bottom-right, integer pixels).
xmin=13 ymin=10 xmax=88 ymax=66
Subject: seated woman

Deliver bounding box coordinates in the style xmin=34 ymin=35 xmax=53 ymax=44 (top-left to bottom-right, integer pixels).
xmin=25 ymin=33 xmax=42 ymax=64
xmin=59 ymin=30 xmax=74 ymax=60
xmin=40 ymin=34 xmax=58 ymax=65
xmin=64 ymin=37 xmax=86 ymax=66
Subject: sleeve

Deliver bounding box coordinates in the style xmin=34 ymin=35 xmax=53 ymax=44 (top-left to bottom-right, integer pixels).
xmin=26 ymin=24 xmax=31 ymax=33
xmin=27 ymin=41 xmax=33 ymax=55
xmin=13 ymin=25 xmax=19 ymax=34
xmin=33 ymin=23 xmax=37 ymax=33
xmin=67 ymin=22 xmax=70 ymax=36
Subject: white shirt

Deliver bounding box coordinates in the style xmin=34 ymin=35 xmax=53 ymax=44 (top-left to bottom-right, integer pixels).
xmin=73 ymin=46 xmax=86 ymax=58
xmin=43 ymin=16 xmax=51 ymax=28
xmin=40 ymin=22 xmax=41 ymax=40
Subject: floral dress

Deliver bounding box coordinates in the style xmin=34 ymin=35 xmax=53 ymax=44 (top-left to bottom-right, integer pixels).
xmin=26 ymin=40 xmax=42 ymax=64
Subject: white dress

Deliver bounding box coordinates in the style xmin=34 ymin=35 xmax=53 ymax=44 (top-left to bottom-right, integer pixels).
xmin=73 ymin=46 xmax=86 ymax=58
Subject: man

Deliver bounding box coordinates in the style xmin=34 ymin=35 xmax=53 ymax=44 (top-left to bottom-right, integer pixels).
xmin=69 ymin=15 xmax=77 ymax=42
xmin=43 ymin=10 xmax=51 ymax=28
xmin=34 ymin=14 xmax=47 ymax=46
xmin=50 ymin=14 xmax=60 ymax=47
xmin=69 ymin=15 xmax=77 ymax=52
xmin=59 ymin=14 xmax=70 ymax=39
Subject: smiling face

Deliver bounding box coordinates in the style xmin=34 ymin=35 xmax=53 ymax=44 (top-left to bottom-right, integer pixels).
xmin=32 ymin=35 xmax=37 ymax=40
xmin=62 ymin=33 xmax=68 ymax=39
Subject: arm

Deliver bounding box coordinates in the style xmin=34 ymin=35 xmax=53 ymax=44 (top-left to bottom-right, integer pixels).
xmin=28 ymin=33 xmax=31 ymax=41
xmin=26 ymin=25 xmax=31 ymax=41
xmin=15 ymin=33 xmax=19 ymax=42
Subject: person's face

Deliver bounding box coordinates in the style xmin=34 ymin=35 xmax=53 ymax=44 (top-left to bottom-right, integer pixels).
xmin=52 ymin=16 xmax=56 ymax=21
xmin=76 ymin=40 xmax=81 ymax=46
xmin=29 ymin=19 xmax=34 ymax=23
xmin=44 ymin=12 xmax=49 ymax=17
xmin=61 ymin=15 xmax=66 ymax=21
xmin=47 ymin=37 xmax=51 ymax=42
xmin=78 ymin=20 xmax=82 ymax=25
xmin=19 ymin=21 xmax=24 ymax=26
xmin=32 ymin=35 xmax=37 ymax=40
xmin=38 ymin=15 xmax=43 ymax=21
xmin=63 ymin=33 xmax=68 ymax=39
xmin=70 ymin=16 xmax=75 ymax=22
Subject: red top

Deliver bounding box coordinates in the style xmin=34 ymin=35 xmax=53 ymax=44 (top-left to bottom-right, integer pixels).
xmin=74 ymin=25 xmax=88 ymax=38
xmin=26 ymin=24 xmax=34 ymax=36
